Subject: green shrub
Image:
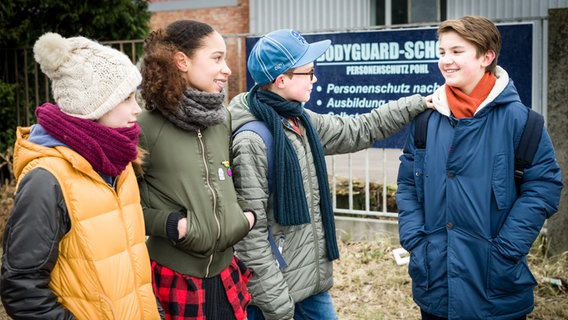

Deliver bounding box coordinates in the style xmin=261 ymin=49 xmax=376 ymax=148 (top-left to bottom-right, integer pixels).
xmin=0 ymin=81 xmax=17 ymax=153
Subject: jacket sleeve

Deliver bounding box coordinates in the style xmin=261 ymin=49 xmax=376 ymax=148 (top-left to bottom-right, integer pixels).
xmin=1 ymin=168 xmax=75 ymax=320
xmin=231 ymin=130 xmax=295 ymax=320
xmin=494 ymin=127 xmax=563 ymax=261
xmin=310 ymin=94 xmax=427 ymax=155
xmin=137 ymin=126 xmax=178 ymax=239
xmin=137 ymin=178 xmax=177 ymax=239
xmin=395 ymin=120 xmax=428 ymax=252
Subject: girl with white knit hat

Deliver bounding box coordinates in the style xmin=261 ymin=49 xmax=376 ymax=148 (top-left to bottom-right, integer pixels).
xmin=0 ymin=32 xmax=161 ymax=319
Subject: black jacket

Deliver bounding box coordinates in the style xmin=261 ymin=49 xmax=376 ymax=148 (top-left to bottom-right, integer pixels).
xmin=1 ymin=168 xmax=75 ymax=319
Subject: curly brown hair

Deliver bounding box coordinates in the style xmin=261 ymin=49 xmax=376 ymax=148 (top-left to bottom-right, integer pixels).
xmin=141 ymin=20 xmax=215 ymax=112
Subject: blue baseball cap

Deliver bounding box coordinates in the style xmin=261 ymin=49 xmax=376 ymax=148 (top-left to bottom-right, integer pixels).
xmin=247 ymin=29 xmax=331 ymax=85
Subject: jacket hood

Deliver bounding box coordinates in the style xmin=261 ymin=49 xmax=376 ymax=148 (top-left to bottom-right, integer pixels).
xmin=13 ymin=126 xmax=93 ymax=180
xmin=227 ymin=92 xmax=259 ymax=129
xmin=432 ymin=66 xmax=522 ymax=117
xmin=28 ymin=124 xmax=67 ymax=148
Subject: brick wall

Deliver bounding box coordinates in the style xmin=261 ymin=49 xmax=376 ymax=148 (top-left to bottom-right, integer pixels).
xmin=149 ymin=0 xmax=250 ymax=100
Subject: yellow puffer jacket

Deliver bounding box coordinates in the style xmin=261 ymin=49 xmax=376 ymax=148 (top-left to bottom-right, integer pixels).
xmin=8 ymin=126 xmax=159 ymax=319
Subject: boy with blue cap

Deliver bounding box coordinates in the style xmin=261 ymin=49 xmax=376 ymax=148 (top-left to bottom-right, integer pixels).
xmin=228 ymin=29 xmax=430 ymax=320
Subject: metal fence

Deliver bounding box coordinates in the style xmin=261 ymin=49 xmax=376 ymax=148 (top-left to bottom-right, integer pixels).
xmin=0 ymin=40 xmax=145 ymax=128
xmin=0 ymin=36 xmax=400 ymax=220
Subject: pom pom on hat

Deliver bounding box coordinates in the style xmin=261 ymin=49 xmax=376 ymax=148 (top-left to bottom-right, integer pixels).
xmin=33 ymin=32 xmax=142 ymax=120
xmin=33 ymin=33 xmax=72 ymax=77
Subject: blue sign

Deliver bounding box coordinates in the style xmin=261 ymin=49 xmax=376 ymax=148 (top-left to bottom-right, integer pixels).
xmin=246 ymin=23 xmax=533 ymax=148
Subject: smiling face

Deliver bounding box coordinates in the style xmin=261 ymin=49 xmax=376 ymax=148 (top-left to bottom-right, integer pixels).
xmin=438 ymin=31 xmax=495 ymax=95
xmin=96 ymin=92 xmax=141 ymax=128
xmin=178 ymin=31 xmax=231 ymax=93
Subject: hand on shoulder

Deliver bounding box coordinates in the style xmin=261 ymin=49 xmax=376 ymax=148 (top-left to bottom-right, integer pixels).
xmin=425 ymin=95 xmax=435 ymax=109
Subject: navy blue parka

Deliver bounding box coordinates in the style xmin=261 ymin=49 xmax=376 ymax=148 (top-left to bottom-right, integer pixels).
xmin=396 ymin=67 xmax=563 ymax=319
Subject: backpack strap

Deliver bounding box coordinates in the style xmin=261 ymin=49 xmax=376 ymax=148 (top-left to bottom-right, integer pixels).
xmin=233 ymin=121 xmax=274 ymax=192
xmin=414 ymin=109 xmax=434 ymax=149
xmin=233 ymin=121 xmax=288 ymax=269
xmin=514 ymin=109 xmax=544 ymax=191
xmin=267 ymin=226 xmax=288 ymax=269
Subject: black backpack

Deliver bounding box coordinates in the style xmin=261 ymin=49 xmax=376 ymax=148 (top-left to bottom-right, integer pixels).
xmin=413 ymin=108 xmax=544 ymax=192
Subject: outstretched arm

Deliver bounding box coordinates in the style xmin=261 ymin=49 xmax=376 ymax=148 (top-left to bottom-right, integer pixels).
xmin=312 ymin=94 xmax=428 ymax=155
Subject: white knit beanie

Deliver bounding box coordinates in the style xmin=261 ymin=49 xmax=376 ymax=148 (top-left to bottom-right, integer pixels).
xmin=33 ymin=32 xmax=142 ymax=120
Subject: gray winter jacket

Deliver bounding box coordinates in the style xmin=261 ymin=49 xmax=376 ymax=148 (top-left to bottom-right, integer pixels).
xmin=228 ymin=92 xmax=426 ymax=319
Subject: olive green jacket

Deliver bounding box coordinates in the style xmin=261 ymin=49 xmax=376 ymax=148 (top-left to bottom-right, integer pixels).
xmin=229 ymin=93 xmax=426 ymax=319
xmin=137 ymin=109 xmax=250 ymax=278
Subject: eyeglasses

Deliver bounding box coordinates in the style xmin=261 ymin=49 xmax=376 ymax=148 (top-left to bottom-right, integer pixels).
xmin=287 ymin=71 xmax=315 ymax=81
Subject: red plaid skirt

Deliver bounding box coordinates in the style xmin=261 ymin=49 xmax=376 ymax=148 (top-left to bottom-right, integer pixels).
xmin=152 ymin=257 xmax=252 ymax=320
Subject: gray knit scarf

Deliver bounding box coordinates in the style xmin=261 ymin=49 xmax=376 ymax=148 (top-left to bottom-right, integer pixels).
xmin=159 ymin=87 xmax=227 ymax=131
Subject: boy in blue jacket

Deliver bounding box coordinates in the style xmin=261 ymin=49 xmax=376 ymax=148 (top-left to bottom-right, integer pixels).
xmin=396 ymin=16 xmax=563 ymax=320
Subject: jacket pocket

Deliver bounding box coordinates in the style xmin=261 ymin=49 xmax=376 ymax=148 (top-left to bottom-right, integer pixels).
xmin=491 ymin=153 xmax=515 ymax=210
xmin=408 ymin=241 xmax=429 ymax=289
xmin=175 ymin=208 xmax=215 ymax=257
xmin=486 ymin=245 xmax=537 ymax=298
xmin=413 ymin=150 xmax=426 ymax=203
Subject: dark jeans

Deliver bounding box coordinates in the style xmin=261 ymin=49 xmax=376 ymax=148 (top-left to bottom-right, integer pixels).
xmin=247 ymin=291 xmax=338 ymax=320
xmin=421 ymin=310 xmax=527 ymax=320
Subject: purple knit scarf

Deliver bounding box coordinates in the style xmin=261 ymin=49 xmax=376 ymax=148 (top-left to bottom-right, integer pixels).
xmin=35 ymin=103 xmax=139 ymax=177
